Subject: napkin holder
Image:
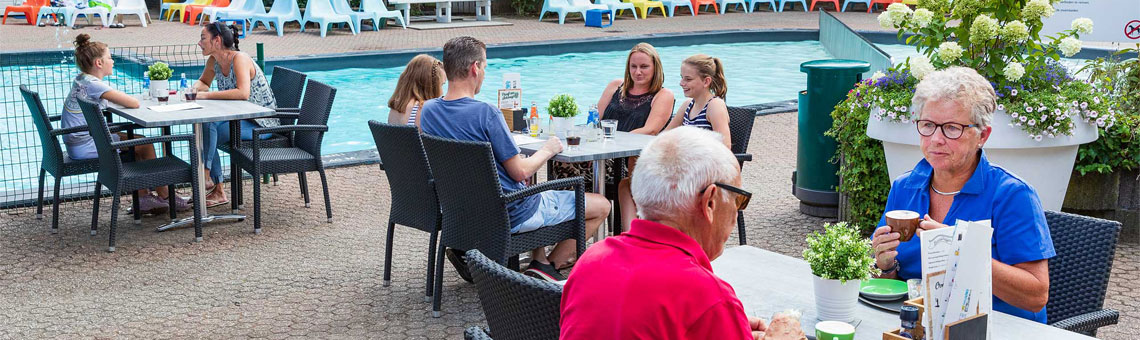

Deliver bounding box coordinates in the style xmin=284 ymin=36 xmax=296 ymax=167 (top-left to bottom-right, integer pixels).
xmin=502 ymin=108 xmax=527 ymax=133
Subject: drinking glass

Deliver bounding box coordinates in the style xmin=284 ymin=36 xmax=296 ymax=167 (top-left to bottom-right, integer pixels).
xmin=528 ymin=117 xmax=541 ymax=137
xmin=184 ymin=87 xmax=198 ymax=102
xmin=601 ymin=119 xmax=618 ymax=140
xmin=156 ymin=91 xmax=169 ymax=104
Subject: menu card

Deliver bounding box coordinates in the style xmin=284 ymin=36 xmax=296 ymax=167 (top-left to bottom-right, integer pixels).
xmin=919 ymin=220 xmax=993 ymax=340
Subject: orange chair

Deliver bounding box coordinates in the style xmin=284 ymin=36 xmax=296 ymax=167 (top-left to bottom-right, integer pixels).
xmin=3 ymin=0 xmax=48 ymax=25
xmin=185 ymin=0 xmax=228 ymax=25
xmin=690 ymin=0 xmax=719 ymax=15
xmin=809 ymin=0 xmax=838 ymax=11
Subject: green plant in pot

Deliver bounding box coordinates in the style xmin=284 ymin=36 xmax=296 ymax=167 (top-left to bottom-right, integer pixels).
xmin=803 ymin=222 xmax=880 ymax=322
xmin=548 ymin=94 xmax=579 ymax=139
xmin=147 ymin=62 xmax=173 ymax=98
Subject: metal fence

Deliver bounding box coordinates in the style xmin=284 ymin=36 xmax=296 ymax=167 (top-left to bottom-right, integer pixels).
xmin=0 ymin=44 xmax=213 ymax=212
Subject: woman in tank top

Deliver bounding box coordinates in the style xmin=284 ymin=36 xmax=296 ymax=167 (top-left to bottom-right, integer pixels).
xmin=194 ymin=22 xmax=279 ymax=207
xmin=663 ymin=54 xmax=732 ymax=147
xmin=388 ymin=54 xmax=445 ymax=129
xmin=549 ymin=43 xmax=674 ymax=224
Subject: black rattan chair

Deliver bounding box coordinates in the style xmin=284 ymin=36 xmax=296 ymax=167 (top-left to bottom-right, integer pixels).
xmin=1044 ymin=210 xmax=1121 ymax=336
xmin=727 ymin=106 xmax=756 ymax=245
xmin=229 ymin=79 xmax=335 ymax=233
xmin=77 ymin=98 xmax=202 ymax=252
xmin=465 ymin=249 xmax=562 ymax=340
xmin=368 ymin=120 xmax=441 ymax=300
xmin=224 ymin=66 xmax=308 ymax=201
xmin=420 ymin=134 xmax=585 ymax=317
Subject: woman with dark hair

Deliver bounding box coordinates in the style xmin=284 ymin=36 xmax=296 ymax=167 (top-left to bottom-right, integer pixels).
xmin=195 ymin=22 xmax=278 ymax=207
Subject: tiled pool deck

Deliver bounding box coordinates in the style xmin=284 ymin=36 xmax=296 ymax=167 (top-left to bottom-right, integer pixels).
xmin=1 ymin=9 xmax=1136 ymax=339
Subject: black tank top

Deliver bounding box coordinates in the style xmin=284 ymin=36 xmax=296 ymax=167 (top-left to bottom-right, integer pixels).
xmin=603 ymin=87 xmax=657 ymax=132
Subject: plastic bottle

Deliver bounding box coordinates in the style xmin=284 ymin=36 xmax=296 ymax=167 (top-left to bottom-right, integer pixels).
xmin=528 ymin=101 xmax=540 ymax=137
xmin=587 ymin=104 xmax=601 ymax=141
xmin=178 ymin=73 xmax=189 ymax=102
xmin=142 ymin=71 xmax=150 ymax=100
xmin=530 ymin=101 xmax=539 ymax=119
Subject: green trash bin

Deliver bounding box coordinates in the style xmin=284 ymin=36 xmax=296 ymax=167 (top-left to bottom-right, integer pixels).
xmin=794 ymin=59 xmax=870 ymax=218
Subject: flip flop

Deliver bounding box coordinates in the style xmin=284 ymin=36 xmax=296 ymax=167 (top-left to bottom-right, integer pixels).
xmin=206 ymin=197 xmax=229 ymax=208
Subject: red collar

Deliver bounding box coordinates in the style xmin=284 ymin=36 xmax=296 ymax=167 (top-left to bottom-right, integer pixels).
xmin=624 ymin=219 xmax=712 ymax=271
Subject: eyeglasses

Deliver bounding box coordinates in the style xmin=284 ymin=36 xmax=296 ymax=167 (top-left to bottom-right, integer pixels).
xmin=915 ymin=119 xmax=980 ymax=140
xmin=713 ymin=182 xmax=751 ymax=211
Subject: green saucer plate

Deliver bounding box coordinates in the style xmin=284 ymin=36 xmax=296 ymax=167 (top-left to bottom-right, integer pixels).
xmin=859 ymin=278 xmax=908 ymax=301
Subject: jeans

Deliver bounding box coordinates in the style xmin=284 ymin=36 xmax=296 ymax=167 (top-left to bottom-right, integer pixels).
xmin=202 ymin=120 xmax=270 ymax=184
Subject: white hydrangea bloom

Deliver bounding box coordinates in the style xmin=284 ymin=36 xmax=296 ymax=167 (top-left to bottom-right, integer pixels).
xmin=1002 ymin=21 xmax=1030 ymax=43
xmin=1059 ymin=37 xmax=1082 ymax=57
xmin=937 ymin=42 xmax=964 ymax=63
xmin=970 ymin=14 xmax=999 ymax=44
xmin=1024 ymin=0 xmax=1055 ymax=19
xmin=877 ymin=12 xmax=897 ymax=29
xmin=912 ymin=8 xmax=934 ymax=27
xmin=1071 ymin=17 xmax=1093 ymax=34
xmin=1003 ymin=62 xmax=1025 ymax=82
xmin=909 ymin=56 xmax=935 ymax=80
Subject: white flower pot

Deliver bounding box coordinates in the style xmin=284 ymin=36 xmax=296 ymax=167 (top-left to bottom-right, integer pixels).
xmin=550 ymin=116 xmax=576 ymax=139
xmin=866 ymin=109 xmax=1099 ymax=211
xmin=150 ymin=79 xmax=169 ymax=99
xmin=812 ymin=275 xmax=862 ymax=323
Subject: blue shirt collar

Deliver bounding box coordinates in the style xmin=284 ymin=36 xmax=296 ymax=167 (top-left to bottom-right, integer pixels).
xmin=902 ymin=150 xmax=991 ymax=195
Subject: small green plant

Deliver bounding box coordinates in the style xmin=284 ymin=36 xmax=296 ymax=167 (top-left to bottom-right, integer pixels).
xmin=547 ymin=94 xmax=579 ymax=118
xmin=147 ymin=62 xmax=172 ymax=81
xmin=803 ymin=222 xmax=880 ymax=283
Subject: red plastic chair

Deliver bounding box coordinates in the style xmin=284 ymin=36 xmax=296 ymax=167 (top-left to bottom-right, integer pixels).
xmin=690 ymin=0 xmax=719 ymax=15
xmin=185 ymin=0 xmax=228 ymax=25
xmin=868 ymin=0 xmax=896 ymax=11
xmin=809 ymin=0 xmax=838 ymax=11
xmin=3 ymin=0 xmax=49 ymax=25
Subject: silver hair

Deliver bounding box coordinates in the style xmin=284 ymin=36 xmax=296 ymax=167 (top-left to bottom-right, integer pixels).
xmin=911 ymin=66 xmax=997 ymax=129
xmin=631 ymin=126 xmax=740 ymax=221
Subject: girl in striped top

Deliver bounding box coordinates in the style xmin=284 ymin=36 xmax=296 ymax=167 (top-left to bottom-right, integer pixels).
xmin=388 ymin=54 xmax=445 ymax=129
xmin=664 ymin=54 xmax=732 ymax=148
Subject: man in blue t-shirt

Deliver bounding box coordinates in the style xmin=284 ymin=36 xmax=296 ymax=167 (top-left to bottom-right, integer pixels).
xmin=420 ymin=36 xmax=612 ymax=282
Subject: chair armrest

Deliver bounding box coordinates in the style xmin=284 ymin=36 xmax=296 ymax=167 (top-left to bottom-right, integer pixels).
xmin=252 ymin=124 xmax=329 ymax=135
xmin=735 ymin=153 xmax=752 ymax=163
xmin=275 ymin=107 xmax=300 ymax=113
xmin=50 ymin=125 xmax=92 ymax=137
xmin=48 ymin=114 xmax=63 ymax=122
xmin=271 ymin=112 xmax=300 ymax=120
xmin=502 ymin=177 xmax=584 ymax=203
xmin=108 ymin=122 xmax=141 ymax=132
xmin=111 ymin=134 xmax=194 ymax=149
xmin=1050 ymin=309 xmax=1118 ymax=334
xmin=463 ymin=326 xmax=492 ymax=340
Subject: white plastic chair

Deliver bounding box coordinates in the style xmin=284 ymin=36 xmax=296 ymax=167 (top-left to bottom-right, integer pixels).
xmin=361 ymin=0 xmax=405 ymax=29
xmin=659 ymin=0 xmax=693 ymax=16
xmin=250 ymin=0 xmax=302 ymax=36
xmin=108 ymin=0 xmax=150 ymax=27
xmin=299 ymin=0 xmax=355 ymax=37
xmin=214 ymin=0 xmax=267 ymax=22
xmin=200 ymin=0 xmax=243 ymax=24
xmin=538 ymin=0 xmax=587 ymax=24
xmin=330 ymin=0 xmax=375 ymax=34
xmin=593 ymin=0 xmax=632 ymax=19
xmin=715 ymin=0 xmax=748 ymax=13
xmin=65 ymin=6 xmax=110 ymax=28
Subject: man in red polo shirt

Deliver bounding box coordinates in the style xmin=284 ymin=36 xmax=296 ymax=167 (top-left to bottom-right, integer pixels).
xmin=560 ymin=126 xmax=805 ymax=340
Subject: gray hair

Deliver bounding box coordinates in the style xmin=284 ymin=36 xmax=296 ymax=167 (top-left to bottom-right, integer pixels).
xmin=442 ymin=36 xmax=486 ymax=81
xmin=911 ymin=66 xmax=997 ymax=129
xmin=632 ymin=126 xmax=740 ymax=221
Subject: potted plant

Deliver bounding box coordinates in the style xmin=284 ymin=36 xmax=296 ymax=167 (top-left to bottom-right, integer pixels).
xmin=802 ymin=222 xmax=879 ymax=322
xmin=547 ymin=94 xmax=579 ymax=139
xmin=862 ymin=1 xmax=1116 ymax=211
xmin=147 ymin=62 xmax=173 ymax=99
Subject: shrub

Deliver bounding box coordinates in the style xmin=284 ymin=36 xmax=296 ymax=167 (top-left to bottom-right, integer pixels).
xmin=803 ymin=222 xmax=880 ymax=283
xmin=547 ymin=94 xmax=579 ymax=118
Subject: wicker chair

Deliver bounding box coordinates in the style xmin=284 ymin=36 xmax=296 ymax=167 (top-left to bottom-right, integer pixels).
xmin=229 ymin=79 xmax=335 ymax=233
xmin=1044 ymin=210 xmax=1121 ymax=336
xmin=21 ymin=85 xmax=136 ymax=233
xmin=420 ymin=134 xmax=586 ymax=318
xmin=727 ymin=106 xmax=756 ymax=245
xmin=76 ymin=98 xmax=202 ymax=252
xmin=465 ymin=249 xmax=562 ymax=340
xmin=368 ymin=121 xmax=441 ymax=300
xmin=224 ymin=66 xmax=307 ymax=205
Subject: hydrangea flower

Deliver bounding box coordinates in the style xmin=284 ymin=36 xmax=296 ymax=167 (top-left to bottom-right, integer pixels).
xmin=1071 ymin=17 xmax=1093 ymax=34
xmin=911 ymin=8 xmax=934 ymax=27
xmin=970 ymin=14 xmax=999 ymax=44
xmin=909 ymin=56 xmax=935 ymax=80
xmin=1059 ymin=37 xmax=1082 ymax=57
xmin=1023 ymin=0 xmax=1055 ymax=19
xmin=877 ymin=12 xmax=897 ymax=29
xmin=937 ymin=42 xmax=964 ymax=63
xmin=1003 ymin=62 xmax=1025 ymax=82
xmin=1002 ymin=21 xmax=1029 ymax=43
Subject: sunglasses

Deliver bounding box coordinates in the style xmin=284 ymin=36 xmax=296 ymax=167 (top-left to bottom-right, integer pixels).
xmin=712 ymin=182 xmax=751 ymax=211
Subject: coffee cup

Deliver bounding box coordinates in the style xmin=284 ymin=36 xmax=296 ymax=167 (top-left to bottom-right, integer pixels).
xmin=815 ymin=320 xmax=855 ymax=340
xmin=885 ymin=210 xmax=921 ymax=242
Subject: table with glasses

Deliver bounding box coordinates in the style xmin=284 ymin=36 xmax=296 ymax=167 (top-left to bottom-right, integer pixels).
xmin=710 ymin=246 xmax=1096 ymax=340
xmin=108 ymin=97 xmax=276 ymax=232
xmin=516 ymin=131 xmax=657 ymax=240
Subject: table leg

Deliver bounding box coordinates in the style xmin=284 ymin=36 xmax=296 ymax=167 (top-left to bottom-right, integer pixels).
xmin=592 ymin=160 xmax=605 ymax=241
xmin=155 ymin=122 xmax=245 ymax=232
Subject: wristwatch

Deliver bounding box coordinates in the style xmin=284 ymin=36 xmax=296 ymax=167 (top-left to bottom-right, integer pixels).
xmin=877 ymin=259 xmax=899 ymax=275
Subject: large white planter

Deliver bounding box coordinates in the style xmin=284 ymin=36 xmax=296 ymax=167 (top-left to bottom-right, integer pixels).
xmin=866 ymin=109 xmax=1099 ymax=211
xmin=812 ymin=275 xmax=862 ymax=322
xmin=150 ymin=79 xmax=169 ymax=99
xmin=550 ymin=117 xmax=575 ymax=139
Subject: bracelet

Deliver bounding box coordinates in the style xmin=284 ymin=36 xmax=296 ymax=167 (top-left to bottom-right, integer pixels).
xmin=877 ymin=259 xmax=899 ymax=274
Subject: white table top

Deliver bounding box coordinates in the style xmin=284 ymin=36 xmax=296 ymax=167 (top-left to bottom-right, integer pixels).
xmin=516 ymin=131 xmax=656 ymax=163
xmin=108 ymin=98 xmax=275 ymax=128
xmin=710 ymin=246 xmax=1095 ymax=340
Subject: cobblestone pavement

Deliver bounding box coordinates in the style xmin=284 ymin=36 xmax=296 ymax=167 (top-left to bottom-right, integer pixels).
xmin=0 ymin=112 xmax=1135 ymax=339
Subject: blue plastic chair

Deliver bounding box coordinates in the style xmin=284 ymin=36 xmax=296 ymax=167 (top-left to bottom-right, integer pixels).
xmin=361 ymin=0 xmax=406 ymax=29
xmin=659 ymin=0 xmax=693 ymax=16
xmin=299 ymin=0 xmax=355 ymax=37
xmin=250 ymin=0 xmax=302 ymax=36
xmin=841 ymin=0 xmax=870 ymax=12
xmin=214 ymin=0 xmax=266 ymax=23
xmin=747 ymin=0 xmax=776 ymax=11
xmin=716 ymin=0 xmax=748 ymax=13
xmin=776 ymin=0 xmax=806 ymax=11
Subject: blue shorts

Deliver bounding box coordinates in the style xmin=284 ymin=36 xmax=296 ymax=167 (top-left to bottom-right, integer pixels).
xmin=512 ymin=190 xmax=577 ymax=234
xmin=66 ymin=133 xmax=120 ymax=160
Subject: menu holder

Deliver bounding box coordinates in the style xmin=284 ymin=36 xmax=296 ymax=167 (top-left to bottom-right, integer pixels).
xmin=501 ymin=108 xmax=527 ymax=132
xmin=883 ymin=297 xmax=925 ymax=340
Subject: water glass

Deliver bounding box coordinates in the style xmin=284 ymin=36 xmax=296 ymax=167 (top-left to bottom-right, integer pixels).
xmin=907 ymin=278 xmax=923 ymax=300
xmin=601 ymin=119 xmax=618 ymax=140
xmin=183 ymin=87 xmax=198 ymax=102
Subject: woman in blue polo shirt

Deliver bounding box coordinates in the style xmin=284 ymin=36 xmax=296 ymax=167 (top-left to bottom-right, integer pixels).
xmin=870 ymin=67 xmax=1055 ymax=323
